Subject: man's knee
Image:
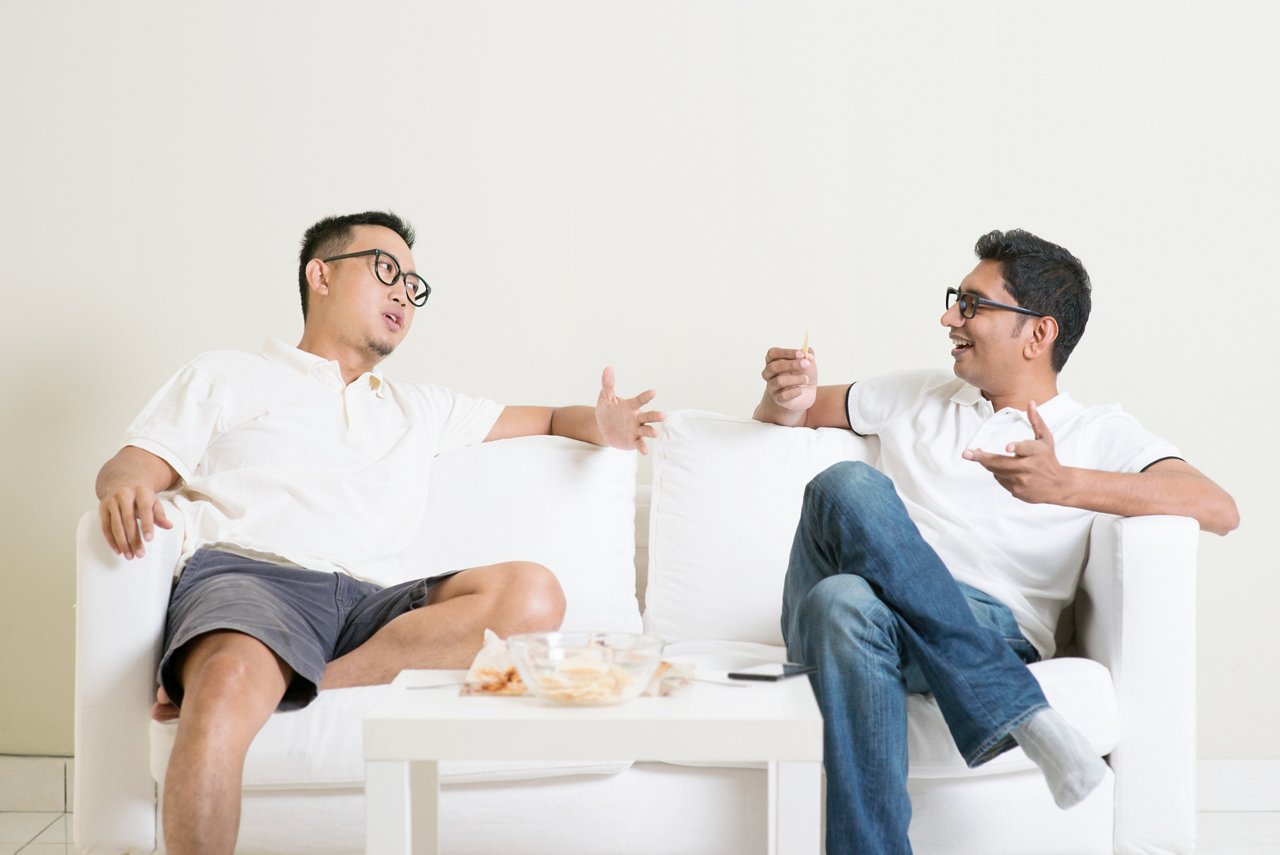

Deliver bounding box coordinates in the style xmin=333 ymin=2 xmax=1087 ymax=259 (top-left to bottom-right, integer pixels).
xmin=807 ymin=460 xmax=890 ymax=505
xmin=791 ymin=575 xmax=894 ymax=647
xmin=801 ymin=460 xmax=908 ymax=548
xmin=803 ymin=462 xmax=895 ymax=527
xmin=806 ymin=574 xmax=886 ymax=622
xmin=178 ymin=632 xmax=290 ymax=709
xmin=493 ymin=561 xmax=566 ymax=632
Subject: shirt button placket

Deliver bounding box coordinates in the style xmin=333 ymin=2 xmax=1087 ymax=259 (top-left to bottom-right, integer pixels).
xmin=344 ymin=383 xmax=364 ymax=439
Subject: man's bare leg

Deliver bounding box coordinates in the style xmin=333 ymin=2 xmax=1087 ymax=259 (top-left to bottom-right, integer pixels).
xmin=162 ymin=630 xmax=292 ymax=855
xmin=152 ymin=562 xmax=564 ymax=711
xmin=321 ymin=560 xmax=565 ymax=688
xmin=153 ymin=684 xmax=179 ymax=721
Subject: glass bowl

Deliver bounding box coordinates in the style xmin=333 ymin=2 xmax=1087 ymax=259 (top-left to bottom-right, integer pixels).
xmin=507 ymin=631 xmax=665 ymax=706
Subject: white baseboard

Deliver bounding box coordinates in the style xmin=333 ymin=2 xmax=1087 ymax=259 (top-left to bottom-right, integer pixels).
xmin=1199 ymin=759 xmax=1280 ymax=812
xmin=0 ymin=755 xmax=73 ymax=812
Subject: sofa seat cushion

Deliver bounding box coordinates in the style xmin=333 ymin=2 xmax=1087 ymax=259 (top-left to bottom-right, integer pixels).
xmin=661 ymin=642 xmax=1118 ymax=780
xmin=149 ymin=639 xmax=1116 ymax=794
xmin=906 ymin=656 xmax=1119 ymax=778
xmin=150 ymin=682 xmax=632 ymax=790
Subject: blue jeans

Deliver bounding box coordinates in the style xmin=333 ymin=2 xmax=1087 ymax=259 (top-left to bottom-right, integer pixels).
xmin=781 ymin=462 xmax=1047 ymax=854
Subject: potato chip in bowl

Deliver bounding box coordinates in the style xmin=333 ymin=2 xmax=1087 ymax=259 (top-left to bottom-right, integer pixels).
xmin=507 ymin=632 xmax=665 ymax=706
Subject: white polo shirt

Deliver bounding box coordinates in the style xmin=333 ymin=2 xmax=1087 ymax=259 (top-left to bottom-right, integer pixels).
xmin=846 ymin=369 xmax=1180 ymax=657
xmin=123 ymin=338 xmax=503 ymax=585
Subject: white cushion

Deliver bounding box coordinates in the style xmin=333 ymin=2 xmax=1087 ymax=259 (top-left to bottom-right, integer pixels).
xmin=409 ymin=435 xmax=642 ymax=634
xmin=657 ymin=644 xmax=1118 ymax=780
xmin=645 ymin=411 xmax=876 ymax=644
xmin=906 ymin=657 xmax=1119 ymax=778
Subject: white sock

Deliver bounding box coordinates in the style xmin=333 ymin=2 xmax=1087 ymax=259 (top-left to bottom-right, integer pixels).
xmin=1011 ymin=707 xmax=1107 ymax=809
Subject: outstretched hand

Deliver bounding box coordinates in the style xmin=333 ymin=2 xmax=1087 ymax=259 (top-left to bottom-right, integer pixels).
xmin=595 ymin=366 xmax=665 ymax=455
xmin=963 ymin=400 xmax=1072 ymax=505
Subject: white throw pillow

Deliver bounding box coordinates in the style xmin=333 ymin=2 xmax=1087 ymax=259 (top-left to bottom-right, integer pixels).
xmin=407 ymin=435 xmax=641 ymax=634
xmin=645 ymin=411 xmax=877 ymax=645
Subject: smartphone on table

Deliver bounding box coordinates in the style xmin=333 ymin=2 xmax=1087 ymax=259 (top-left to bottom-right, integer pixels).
xmin=726 ymin=662 xmax=816 ymax=682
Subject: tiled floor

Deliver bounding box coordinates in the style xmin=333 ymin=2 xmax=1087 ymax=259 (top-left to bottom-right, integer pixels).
xmin=1197 ymin=812 xmax=1280 ymax=853
xmin=0 ymin=811 xmax=71 ymax=854
xmin=1 ymin=809 xmax=1277 ymax=852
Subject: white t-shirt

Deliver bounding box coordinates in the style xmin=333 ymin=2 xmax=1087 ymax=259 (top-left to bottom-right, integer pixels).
xmin=846 ymin=369 xmax=1180 ymax=657
xmin=123 ymin=338 xmax=503 ymax=585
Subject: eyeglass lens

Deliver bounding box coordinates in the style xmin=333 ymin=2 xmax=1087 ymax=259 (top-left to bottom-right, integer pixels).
xmin=402 ymin=275 xmax=430 ymax=306
xmin=946 ymin=288 xmax=974 ymax=318
xmin=950 ymin=290 xmax=976 ymax=318
xmin=372 ymin=251 xmax=399 ymax=286
xmin=373 ymin=250 xmax=430 ymax=307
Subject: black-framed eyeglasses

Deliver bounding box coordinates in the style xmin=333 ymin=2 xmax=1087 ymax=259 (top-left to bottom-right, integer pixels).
xmin=322 ymin=248 xmax=431 ymax=307
xmin=945 ymin=287 xmax=1044 ymax=320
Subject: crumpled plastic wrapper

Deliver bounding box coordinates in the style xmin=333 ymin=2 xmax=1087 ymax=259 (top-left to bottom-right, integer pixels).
xmin=641 ymin=660 xmax=695 ymax=696
xmin=460 ymin=629 xmax=526 ymax=695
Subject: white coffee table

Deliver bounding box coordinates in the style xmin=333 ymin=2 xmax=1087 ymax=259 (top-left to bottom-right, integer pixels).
xmin=363 ymin=668 xmax=823 ymax=854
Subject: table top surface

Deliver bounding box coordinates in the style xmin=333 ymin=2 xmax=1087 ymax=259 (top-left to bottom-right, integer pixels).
xmin=364 ymin=669 xmax=823 ymax=763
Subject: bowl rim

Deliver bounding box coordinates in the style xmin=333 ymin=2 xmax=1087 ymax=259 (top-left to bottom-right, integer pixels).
xmin=506 ymin=630 xmax=666 ymax=649
xmin=506 ymin=631 xmax=666 ymax=705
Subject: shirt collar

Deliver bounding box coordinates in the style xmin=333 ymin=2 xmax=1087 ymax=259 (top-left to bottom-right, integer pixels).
xmin=261 ymin=338 xmax=325 ymax=375
xmin=950 ymin=381 xmax=986 ymax=407
xmin=949 ymin=379 xmax=1081 ymax=426
xmin=261 ymin=338 xmax=385 ymax=396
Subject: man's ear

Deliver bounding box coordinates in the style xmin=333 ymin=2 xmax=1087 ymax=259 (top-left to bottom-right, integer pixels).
xmin=305 ymin=258 xmax=329 ymax=299
xmin=1023 ymin=316 xmax=1059 ymax=361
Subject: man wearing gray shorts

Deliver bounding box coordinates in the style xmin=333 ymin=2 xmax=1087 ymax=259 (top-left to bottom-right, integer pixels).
xmin=95 ymin=210 xmax=664 ymax=855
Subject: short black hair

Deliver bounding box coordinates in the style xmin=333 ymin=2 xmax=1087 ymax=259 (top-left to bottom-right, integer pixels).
xmin=974 ymin=229 xmax=1091 ymax=372
xmin=298 ymin=211 xmax=416 ymax=319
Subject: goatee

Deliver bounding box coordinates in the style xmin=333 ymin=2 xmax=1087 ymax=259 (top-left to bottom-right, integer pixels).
xmin=366 ymin=338 xmax=395 ymax=359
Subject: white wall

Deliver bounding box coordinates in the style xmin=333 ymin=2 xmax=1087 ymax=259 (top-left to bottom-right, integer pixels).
xmin=1 ymin=1 xmax=1274 ymax=760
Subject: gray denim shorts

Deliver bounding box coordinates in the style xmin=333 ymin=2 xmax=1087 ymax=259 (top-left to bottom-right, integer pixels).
xmin=159 ymin=547 xmax=460 ymax=710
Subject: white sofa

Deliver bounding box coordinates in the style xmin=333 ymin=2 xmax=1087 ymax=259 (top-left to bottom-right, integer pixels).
xmin=75 ymin=410 xmax=1199 ymax=854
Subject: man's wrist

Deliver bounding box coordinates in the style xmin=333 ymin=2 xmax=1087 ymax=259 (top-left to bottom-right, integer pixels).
xmin=1054 ymin=466 xmax=1086 ymax=508
xmin=753 ymin=398 xmax=807 ymax=427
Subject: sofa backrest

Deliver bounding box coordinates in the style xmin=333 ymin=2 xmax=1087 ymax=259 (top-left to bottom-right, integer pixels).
xmin=408 ymin=434 xmax=643 ymax=634
xmin=407 ymin=412 xmax=879 ymax=646
xmin=644 ymin=411 xmax=878 ymax=645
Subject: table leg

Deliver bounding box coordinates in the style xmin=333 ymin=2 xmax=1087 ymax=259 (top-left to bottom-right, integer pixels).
xmin=366 ymin=759 xmax=441 ymax=855
xmin=769 ymin=760 xmax=822 ymax=854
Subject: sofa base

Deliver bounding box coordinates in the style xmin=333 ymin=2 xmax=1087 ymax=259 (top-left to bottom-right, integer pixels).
xmin=150 ymin=763 xmax=1115 ymax=855
xmin=908 ymin=768 xmax=1114 ymax=854
xmin=175 ymin=763 xmax=769 ymax=855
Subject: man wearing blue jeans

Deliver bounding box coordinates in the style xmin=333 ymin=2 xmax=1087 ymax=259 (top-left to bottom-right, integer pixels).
xmin=754 ymin=229 xmax=1238 ymax=852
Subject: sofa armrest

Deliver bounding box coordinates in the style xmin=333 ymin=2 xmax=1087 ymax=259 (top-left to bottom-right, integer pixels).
xmin=74 ymin=506 xmax=183 ymax=853
xmin=1074 ymin=513 xmax=1199 ymax=855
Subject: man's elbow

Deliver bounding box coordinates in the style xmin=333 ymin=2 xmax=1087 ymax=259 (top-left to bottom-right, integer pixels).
xmin=1205 ymin=495 xmax=1241 ymax=536
xmin=1217 ymin=505 xmax=1241 ymax=536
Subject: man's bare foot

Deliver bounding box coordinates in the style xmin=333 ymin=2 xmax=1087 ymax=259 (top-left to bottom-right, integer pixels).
xmin=151 ymin=685 xmax=179 ymax=722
